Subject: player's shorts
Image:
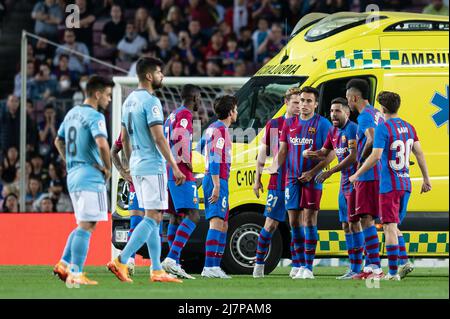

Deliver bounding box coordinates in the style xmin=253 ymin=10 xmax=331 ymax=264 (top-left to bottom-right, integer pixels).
xmin=379 ymin=190 xmax=411 ymax=225
xmin=128 ymin=191 xmax=144 ymax=212
xmin=264 ymin=189 xmax=286 ymax=222
xmin=132 ymin=174 xmax=168 ymax=211
xmin=338 ymin=192 xmax=348 ymax=223
xmin=70 ymin=189 xmax=108 ymax=223
xmin=344 ymin=189 xmax=359 ymax=223
xmin=355 ymin=180 xmax=379 ymax=218
xmin=300 ymin=186 xmax=322 ymax=211
xmin=203 ymin=174 xmax=229 ymax=221
xmin=167 ymin=180 xmax=199 ymax=214
xmin=285 ymin=180 xmax=301 ymax=210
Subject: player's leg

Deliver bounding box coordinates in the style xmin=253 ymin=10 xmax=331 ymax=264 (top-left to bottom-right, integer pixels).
xmin=285 ymin=182 xmax=304 ymax=278
xmin=202 ymin=217 xmax=225 ymax=278
xmin=126 ymin=192 xmax=145 ymax=276
xmin=346 ymin=189 xmax=364 ymax=276
xmin=54 ymin=228 xmax=76 ymax=281
xmin=167 ymin=191 xmax=181 ymax=249
xmin=336 ymin=191 xmax=355 ymax=279
xmin=214 ymin=219 xmax=230 ymax=278
xmin=397 ymin=192 xmax=413 ymax=278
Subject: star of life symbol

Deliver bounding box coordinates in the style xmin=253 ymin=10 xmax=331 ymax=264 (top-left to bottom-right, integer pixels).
xmin=431 ymin=85 xmax=449 ymax=132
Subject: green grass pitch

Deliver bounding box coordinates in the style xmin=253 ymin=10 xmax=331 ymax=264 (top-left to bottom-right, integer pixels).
xmin=0 ymin=266 xmax=447 ymax=299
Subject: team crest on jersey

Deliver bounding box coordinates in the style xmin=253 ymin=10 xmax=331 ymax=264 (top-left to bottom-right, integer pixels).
xmin=341 ymin=135 xmax=347 ymax=143
xmin=193 ymin=197 xmax=198 ymax=204
xmin=169 ymin=113 xmax=176 ymax=122
xmin=308 ymin=127 xmax=316 ymax=135
xmin=180 ymin=118 xmax=188 ymax=128
xmin=266 ymin=207 xmax=272 ymax=213
xmin=216 ymin=137 xmax=225 ymax=149
xmin=152 ymin=106 xmax=161 ymax=116
xmin=98 ymin=120 xmax=107 ymax=134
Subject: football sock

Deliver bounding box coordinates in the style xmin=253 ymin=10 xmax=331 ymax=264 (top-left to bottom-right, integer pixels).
xmin=386 ymin=245 xmax=399 ymax=276
xmin=345 ymin=233 xmax=354 ymax=272
xmin=304 ymin=226 xmax=318 ymax=271
xmin=167 ymin=218 xmax=197 ymax=264
xmin=352 ymin=231 xmax=365 ymax=273
xmin=145 ymin=218 xmax=162 ymax=271
xmin=256 ymin=228 xmax=273 ymax=265
xmin=70 ymin=227 xmax=91 ymax=274
xmin=216 ymin=231 xmax=227 ymax=267
xmin=167 ymin=223 xmax=179 ymax=249
xmin=363 ymin=226 xmax=381 ymax=268
xmin=128 ymin=215 xmax=143 ymax=260
xmin=398 ymin=236 xmax=408 ymax=266
xmin=119 ymin=216 xmax=154 ymax=265
xmin=204 ymin=229 xmax=221 ymax=268
xmin=292 ymin=226 xmax=305 ymax=267
xmin=290 ymin=233 xmax=300 ymax=268
xmin=61 ymin=228 xmax=76 ymax=265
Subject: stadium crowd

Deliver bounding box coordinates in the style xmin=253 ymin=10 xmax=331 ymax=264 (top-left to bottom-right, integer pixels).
xmin=0 ymin=0 xmax=446 ymax=212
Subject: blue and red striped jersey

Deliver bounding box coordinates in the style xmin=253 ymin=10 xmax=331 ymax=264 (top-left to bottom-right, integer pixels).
xmin=373 ymin=117 xmax=419 ymax=194
xmin=262 ymin=116 xmax=286 ymax=191
xmin=323 ymin=120 xmax=358 ymax=194
xmin=203 ymin=120 xmax=231 ymax=180
xmin=280 ymin=114 xmax=332 ymax=189
xmin=356 ymin=104 xmax=384 ymax=182
xmin=164 ymin=106 xmax=195 ymax=182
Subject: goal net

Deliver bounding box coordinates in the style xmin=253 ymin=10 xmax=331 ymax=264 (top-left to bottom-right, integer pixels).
xmin=110 ymin=76 xmax=250 ymax=211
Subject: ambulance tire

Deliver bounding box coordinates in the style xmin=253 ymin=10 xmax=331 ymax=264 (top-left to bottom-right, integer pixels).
xmin=222 ymin=211 xmax=283 ymax=275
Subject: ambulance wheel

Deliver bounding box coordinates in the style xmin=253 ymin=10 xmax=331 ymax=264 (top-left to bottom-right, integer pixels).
xmin=222 ymin=211 xmax=282 ymax=275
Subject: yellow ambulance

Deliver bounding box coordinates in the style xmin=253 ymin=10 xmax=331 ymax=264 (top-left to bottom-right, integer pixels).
xmin=113 ymin=11 xmax=449 ymax=274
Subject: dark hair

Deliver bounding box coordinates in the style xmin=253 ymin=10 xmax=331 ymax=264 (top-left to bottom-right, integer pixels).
xmin=227 ymin=34 xmax=238 ymax=43
xmin=136 ymin=57 xmax=164 ymax=82
xmin=44 ymin=103 xmax=55 ymax=110
xmin=331 ymin=97 xmax=349 ymax=108
xmin=181 ymin=84 xmax=201 ymax=101
xmin=213 ymin=95 xmax=237 ymax=120
xmin=86 ymin=75 xmax=115 ymax=98
xmin=300 ymin=86 xmax=319 ymax=102
xmin=2 ymin=193 xmax=18 ymax=212
xmin=59 ymin=54 xmax=69 ymax=60
xmin=346 ymin=78 xmax=370 ymax=100
xmin=377 ymin=91 xmax=401 ymax=114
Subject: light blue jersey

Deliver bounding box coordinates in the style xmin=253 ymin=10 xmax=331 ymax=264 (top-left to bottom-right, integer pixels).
xmin=121 ymin=89 xmax=165 ymax=176
xmin=57 ymin=104 xmax=108 ymax=193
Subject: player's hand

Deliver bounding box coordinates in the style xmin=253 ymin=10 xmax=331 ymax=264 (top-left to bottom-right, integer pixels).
xmin=173 ymin=167 xmax=186 ymax=186
xmin=253 ymin=180 xmax=264 ymax=198
xmin=421 ymin=178 xmax=432 ymax=193
xmin=104 ymin=169 xmax=112 ymax=182
xmin=298 ymin=170 xmax=314 ymax=183
xmin=120 ymin=168 xmax=133 ymax=184
xmin=315 ymin=170 xmax=332 ymax=184
xmin=349 ymin=174 xmax=357 ymax=184
xmin=209 ymin=186 xmax=220 ymax=204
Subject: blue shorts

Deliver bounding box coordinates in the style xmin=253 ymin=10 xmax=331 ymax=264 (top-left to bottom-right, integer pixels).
xmin=285 ymin=181 xmax=301 ymax=211
xmin=168 ymin=180 xmax=199 ymax=213
xmin=128 ymin=191 xmax=144 ymax=212
xmin=338 ymin=192 xmax=348 ymax=223
xmin=203 ymin=175 xmax=229 ymax=221
xmin=264 ymin=189 xmax=286 ymax=222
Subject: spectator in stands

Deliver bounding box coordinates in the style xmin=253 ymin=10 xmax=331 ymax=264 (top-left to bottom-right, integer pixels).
xmin=43 ymin=162 xmax=64 ymax=193
xmin=56 ymin=74 xmax=76 ymax=99
xmin=37 ymin=196 xmax=55 ymax=212
xmin=34 ymin=38 xmax=54 ymax=66
xmin=53 ymin=29 xmax=90 ymax=75
xmin=282 ymin=0 xmax=312 ymax=33
xmin=252 ymin=0 xmax=282 ymax=22
xmin=256 ymin=23 xmax=286 ymax=61
xmin=204 ymin=30 xmax=224 ymax=62
xmin=31 ymin=0 xmax=64 ymax=41
xmin=252 ymin=17 xmax=270 ymax=63
xmin=423 ymin=0 xmax=449 ymax=15
xmin=134 ymin=7 xmax=151 ymax=40
xmin=238 ymin=26 xmax=254 ymax=63
xmin=162 ymin=20 xmax=179 ymax=47
xmin=47 ymin=181 xmax=73 ymax=212
xmin=157 ymin=33 xmax=173 ymax=63
xmin=145 ymin=15 xmax=160 ymax=44
xmin=221 ymin=34 xmax=244 ymax=76
xmin=128 ymin=44 xmax=160 ymax=76
xmin=29 ymin=63 xmax=58 ymax=101
xmin=26 ymin=99 xmax=39 ymax=154
xmin=1 ymin=146 xmax=19 ymax=184
xmin=117 ymin=21 xmax=148 ymax=62
xmin=92 ymin=0 xmax=126 ymax=18
xmin=176 ymin=30 xmax=200 ymax=73
xmin=188 ymin=19 xmax=207 ymax=51
xmin=312 ymin=0 xmax=351 ymax=13
xmin=38 ymin=104 xmax=58 ymax=161
xmin=231 ymin=0 xmax=249 ymax=35
xmin=206 ymin=0 xmax=225 ymax=23
xmin=72 ymin=74 xmax=89 ymax=106
xmin=218 ymin=20 xmax=233 ymax=44
xmin=0 ymin=95 xmax=20 ymax=153
xmin=205 ymin=59 xmax=222 ymax=76
xmin=30 ymin=153 xmax=48 ymax=183
xmin=1 ymin=193 xmax=19 ymax=213
xmin=165 ymin=5 xmax=188 ymax=33
xmin=13 ymin=61 xmax=35 ymax=98
xmin=72 ymin=0 xmax=96 ymax=50
xmin=234 ymin=60 xmax=248 ymax=76
xmin=101 ymin=4 xmax=126 ymax=51
xmin=165 ymin=60 xmax=189 ymax=76
xmin=188 ymin=0 xmax=218 ymax=35
xmin=26 ymin=176 xmax=43 ymax=212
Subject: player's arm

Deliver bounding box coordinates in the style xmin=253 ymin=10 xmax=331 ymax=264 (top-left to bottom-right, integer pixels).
xmin=267 ymin=142 xmax=287 ymax=174
xmin=253 ymin=143 xmax=268 ymax=198
xmin=411 ymin=141 xmax=432 ymax=193
xmin=150 ymin=124 xmax=186 ymax=185
xmin=111 ymin=139 xmax=132 ymax=183
xmin=54 ymin=136 xmax=66 ymax=162
xmin=303 ymin=147 xmax=331 ymax=161
xmin=349 ymin=148 xmax=382 ymax=183
xmin=299 ymin=149 xmax=335 ymax=183
xmin=95 ymin=136 xmax=112 ymax=182
xmin=360 ymin=127 xmax=375 ymax=165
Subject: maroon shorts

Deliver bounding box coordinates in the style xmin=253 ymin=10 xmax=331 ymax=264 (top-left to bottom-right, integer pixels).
xmin=300 ymin=187 xmax=322 ymax=211
xmin=344 ymin=189 xmax=359 ymax=222
xmin=379 ymin=190 xmax=409 ymax=224
xmin=355 ymin=180 xmax=379 ymax=218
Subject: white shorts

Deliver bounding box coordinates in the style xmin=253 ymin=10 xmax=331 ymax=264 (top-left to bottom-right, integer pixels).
xmin=69 ymin=190 xmax=108 ymax=223
xmin=132 ymin=174 xmax=168 ymax=211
